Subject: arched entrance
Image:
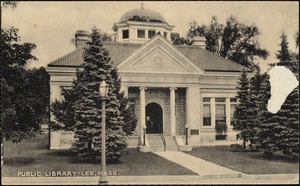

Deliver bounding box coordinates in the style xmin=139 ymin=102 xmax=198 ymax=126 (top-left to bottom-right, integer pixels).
xmin=146 ymin=103 xmax=163 ymax=134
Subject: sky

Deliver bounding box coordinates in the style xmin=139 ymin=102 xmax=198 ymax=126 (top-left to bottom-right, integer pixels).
xmin=2 ymin=1 xmax=299 ymax=72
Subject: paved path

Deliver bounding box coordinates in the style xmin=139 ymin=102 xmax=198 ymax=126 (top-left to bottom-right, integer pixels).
xmin=153 ymin=151 xmax=241 ymax=177
xmin=3 ymin=175 xmax=298 ymax=185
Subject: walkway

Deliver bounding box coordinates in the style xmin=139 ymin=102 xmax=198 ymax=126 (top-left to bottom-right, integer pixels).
xmin=153 ymin=151 xmax=241 ymax=178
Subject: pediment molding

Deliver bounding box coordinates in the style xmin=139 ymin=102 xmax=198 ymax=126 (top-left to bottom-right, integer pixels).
xmin=117 ymin=35 xmax=204 ymax=75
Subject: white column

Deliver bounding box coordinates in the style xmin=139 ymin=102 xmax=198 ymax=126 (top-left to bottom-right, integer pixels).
xmin=170 ymin=87 xmax=177 ymax=136
xmin=186 ymin=87 xmax=190 ymax=129
xmin=226 ymin=97 xmax=231 ymax=127
xmin=145 ymin=29 xmax=148 ymax=39
xmin=139 ymin=87 xmax=146 ymax=140
xmin=50 ymin=131 xmax=61 ymax=149
xmin=50 ymin=83 xmax=62 ymax=149
xmin=211 ymin=97 xmax=216 ymax=128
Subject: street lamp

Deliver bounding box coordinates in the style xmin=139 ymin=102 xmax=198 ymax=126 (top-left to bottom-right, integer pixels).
xmin=99 ymin=81 xmax=108 ymax=185
xmin=185 ymin=124 xmax=189 ymax=145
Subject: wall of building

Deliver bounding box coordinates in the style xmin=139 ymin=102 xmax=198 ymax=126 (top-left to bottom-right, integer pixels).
xmin=47 ymin=66 xmax=243 ymax=149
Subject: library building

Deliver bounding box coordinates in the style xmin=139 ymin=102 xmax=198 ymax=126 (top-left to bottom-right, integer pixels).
xmin=46 ymin=6 xmax=246 ymax=151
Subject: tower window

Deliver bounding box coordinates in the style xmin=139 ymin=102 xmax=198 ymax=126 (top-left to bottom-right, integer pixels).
xmin=148 ymin=30 xmax=156 ymax=38
xmin=122 ymin=30 xmax=129 ymax=39
xmin=137 ymin=30 xmax=145 ymax=38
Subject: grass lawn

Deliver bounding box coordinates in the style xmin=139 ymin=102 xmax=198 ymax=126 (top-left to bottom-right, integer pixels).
xmin=3 ymin=133 xmax=196 ymax=177
xmin=186 ymin=146 xmax=299 ymax=174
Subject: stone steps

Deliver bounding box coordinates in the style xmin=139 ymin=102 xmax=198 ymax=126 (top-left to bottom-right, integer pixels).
xmin=147 ymin=134 xmax=178 ymax=152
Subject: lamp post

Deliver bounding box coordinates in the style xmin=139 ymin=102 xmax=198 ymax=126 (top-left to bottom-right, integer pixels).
xmin=144 ymin=116 xmax=150 ymax=146
xmin=98 ymin=81 xmax=108 ymax=185
xmin=185 ymin=125 xmax=189 ymax=145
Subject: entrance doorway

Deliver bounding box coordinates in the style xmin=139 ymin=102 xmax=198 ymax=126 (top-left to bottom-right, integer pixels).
xmin=146 ymin=103 xmax=163 ymax=134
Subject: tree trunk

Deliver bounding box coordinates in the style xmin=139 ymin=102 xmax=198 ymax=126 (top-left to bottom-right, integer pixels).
xmin=243 ymin=139 xmax=246 ymax=151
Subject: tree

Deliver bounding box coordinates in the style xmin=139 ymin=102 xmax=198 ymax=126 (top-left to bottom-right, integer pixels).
xmin=170 ymin=32 xmax=188 ymax=45
xmin=254 ymin=73 xmax=280 ymax=154
xmin=276 ymin=33 xmax=292 ymax=63
xmin=275 ymin=85 xmax=299 ymax=158
xmin=232 ymin=69 xmax=253 ymax=150
xmin=110 ymin=68 xmax=137 ymax=136
xmin=204 ymin=16 xmax=223 ymax=53
xmin=1 ymin=1 xmax=17 ymax=8
xmin=52 ymin=28 xmax=136 ymax=162
xmin=274 ymin=35 xmax=299 ymax=158
xmin=254 ymin=33 xmax=299 ymax=158
xmin=181 ymin=16 xmax=269 ymax=71
xmin=24 ymin=68 xmax=50 ymax=124
xmin=187 ymin=20 xmax=207 ymax=39
xmin=2 ymin=27 xmax=49 ymax=142
xmin=247 ymin=69 xmax=263 ymax=149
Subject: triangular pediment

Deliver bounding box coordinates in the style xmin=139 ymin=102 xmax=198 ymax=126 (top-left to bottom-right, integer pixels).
xmin=117 ymin=35 xmax=203 ymax=75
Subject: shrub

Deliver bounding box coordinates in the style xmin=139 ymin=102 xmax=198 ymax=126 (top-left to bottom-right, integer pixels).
xmin=230 ymin=144 xmax=244 ymax=152
xmin=215 ymin=121 xmax=227 ymax=134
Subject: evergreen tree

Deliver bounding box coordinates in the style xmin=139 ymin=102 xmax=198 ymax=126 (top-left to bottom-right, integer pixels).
xmin=73 ymin=28 xmax=127 ymax=161
xmin=248 ymin=70 xmax=262 ymax=149
xmin=110 ymin=68 xmax=138 ymax=136
xmin=276 ymin=33 xmax=292 ymax=63
xmin=255 ymin=73 xmax=280 ymax=154
xmin=232 ymin=69 xmax=253 ymax=150
xmin=51 ymin=28 xmax=137 ymax=162
xmin=275 ymin=49 xmax=299 ymax=158
xmin=276 ymin=85 xmax=299 ymax=158
xmin=273 ymin=34 xmax=299 ymax=158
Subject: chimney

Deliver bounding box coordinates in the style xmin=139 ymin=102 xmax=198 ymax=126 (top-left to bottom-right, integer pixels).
xmin=75 ymin=30 xmax=91 ymax=49
xmin=192 ymin=36 xmax=206 ymax=49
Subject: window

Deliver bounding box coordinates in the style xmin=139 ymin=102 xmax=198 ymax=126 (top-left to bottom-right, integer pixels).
xmin=216 ymin=105 xmax=226 ymax=123
xmin=203 ymin=98 xmax=211 ymax=126
xmin=137 ymin=30 xmax=145 ymax=38
xmin=230 ymin=98 xmax=238 ymax=126
xmin=122 ymin=30 xmax=129 ymax=39
xmin=148 ymin=30 xmax=156 ymax=38
xmin=215 ymin=98 xmax=226 ymax=124
xmin=202 ymin=97 xmax=237 ymax=127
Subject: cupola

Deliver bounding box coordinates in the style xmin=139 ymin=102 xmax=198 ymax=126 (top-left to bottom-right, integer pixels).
xmin=112 ymin=4 xmax=174 ymax=44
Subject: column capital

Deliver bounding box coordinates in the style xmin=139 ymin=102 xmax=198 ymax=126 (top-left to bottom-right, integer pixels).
xmin=139 ymin=86 xmax=147 ymax=90
xmin=169 ymin=87 xmax=177 ymax=91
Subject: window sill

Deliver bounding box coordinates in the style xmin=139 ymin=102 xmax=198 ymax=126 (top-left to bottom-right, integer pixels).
xmin=202 ymin=126 xmax=214 ymax=129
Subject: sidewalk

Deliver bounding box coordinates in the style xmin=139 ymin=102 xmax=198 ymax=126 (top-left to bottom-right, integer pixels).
xmin=2 ymin=174 xmax=298 ymax=185
xmin=153 ymin=151 xmax=241 ymax=178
